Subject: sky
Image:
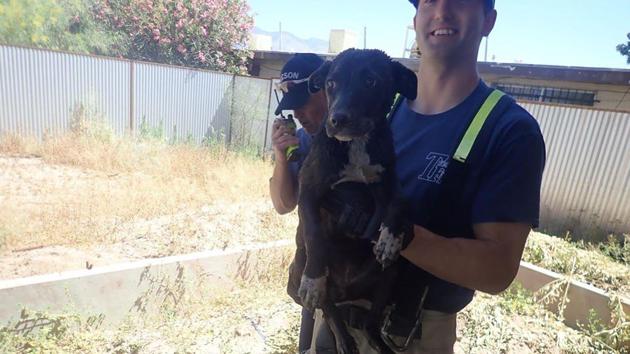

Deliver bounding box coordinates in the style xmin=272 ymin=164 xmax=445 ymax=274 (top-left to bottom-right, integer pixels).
xmin=247 ymin=0 xmax=630 ymax=69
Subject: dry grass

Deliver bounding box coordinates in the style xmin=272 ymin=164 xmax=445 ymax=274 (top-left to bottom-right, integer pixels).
xmin=457 ymin=284 xmax=616 ymax=353
xmin=0 ymin=255 xmax=303 ymax=354
xmin=0 ymin=275 xmax=613 ymax=354
xmin=525 ymin=232 xmax=630 ymax=297
xmin=0 ymin=129 xmax=274 ymax=251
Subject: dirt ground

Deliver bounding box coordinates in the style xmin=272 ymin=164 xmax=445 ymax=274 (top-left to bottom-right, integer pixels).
xmin=0 ymin=155 xmax=296 ymax=280
xmin=0 ymin=199 xmax=295 ymax=279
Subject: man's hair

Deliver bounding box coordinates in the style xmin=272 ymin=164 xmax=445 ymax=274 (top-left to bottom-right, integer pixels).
xmin=408 ymin=0 xmax=495 ymax=13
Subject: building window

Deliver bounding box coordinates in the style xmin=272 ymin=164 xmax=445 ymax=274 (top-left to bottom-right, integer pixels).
xmin=492 ymin=83 xmax=596 ymax=107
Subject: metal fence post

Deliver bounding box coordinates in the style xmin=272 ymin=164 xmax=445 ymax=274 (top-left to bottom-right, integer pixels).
xmin=262 ymin=80 xmax=273 ymax=154
xmin=227 ymin=75 xmax=236 ymax=147
xmin=129 ymin=61 xmax=135 ymax=135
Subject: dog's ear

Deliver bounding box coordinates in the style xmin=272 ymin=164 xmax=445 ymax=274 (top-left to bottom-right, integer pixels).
xmin=391 ymin=60 xmax=417 ymax=100
xmin=308 ymin=61 xmax=332 ymax=93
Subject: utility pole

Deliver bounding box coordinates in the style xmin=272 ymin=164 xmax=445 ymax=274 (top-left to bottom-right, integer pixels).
xmin=279 ymin=22 xmax=283 ymax=51
xmin=484 ymin=36 xmax=489 ymax=62
xmin=363 ymin=27 xmax=367 ymax=49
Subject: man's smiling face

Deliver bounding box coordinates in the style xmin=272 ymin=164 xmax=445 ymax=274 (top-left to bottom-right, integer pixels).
xmin=414 ymin=0 xmax=495 ymax=62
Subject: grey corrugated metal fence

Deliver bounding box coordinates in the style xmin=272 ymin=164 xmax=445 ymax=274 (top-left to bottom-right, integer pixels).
xmin=230 ymin=75 xmax=273 ymax=151
xmin=0 ymin=44 xmax=273 ymax=152
xmin=0 ymin=45 xmax=130 ymax=139
xmin=134 ymin=62 xmax=234 ymax=144
xmin=522 ymin=103 xmax=630 ymax=240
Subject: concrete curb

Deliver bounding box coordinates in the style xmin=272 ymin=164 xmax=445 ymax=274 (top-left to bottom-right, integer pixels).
xmin=514 ymin=261 xmax=630 ymax=329
xmin=0 ymin=240 xmax=293 ymax=329
xmin=1 ymin=241 xmax=627 ymax=335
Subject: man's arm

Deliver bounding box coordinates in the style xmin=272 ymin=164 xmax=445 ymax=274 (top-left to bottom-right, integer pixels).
xmin=269 ymin=120 xmax=300 ymax=214
xmin=270 ymin=161 xmax=298 ymax=214
xmin=401 ymin=120 xmax=546 ymax=295
xmin=400 ymin=222 xmax=530 ymax=294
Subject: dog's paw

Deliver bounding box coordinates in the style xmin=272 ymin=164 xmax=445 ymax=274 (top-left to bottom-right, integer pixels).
xmin=373 ymin=225 xmax=403 ymax=268
xmin=298 ymin=274 xmax=327 ymax=311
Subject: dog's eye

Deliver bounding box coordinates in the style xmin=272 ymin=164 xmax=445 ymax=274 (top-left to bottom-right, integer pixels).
xmin=365 ymin=77 xmax=376 ymax=88
xmin=326 ymin=80 xmax=336 ymax=90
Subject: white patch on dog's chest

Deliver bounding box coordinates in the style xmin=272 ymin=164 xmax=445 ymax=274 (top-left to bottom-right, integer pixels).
xmin=333 ymin=138 xmax=384 ymax=187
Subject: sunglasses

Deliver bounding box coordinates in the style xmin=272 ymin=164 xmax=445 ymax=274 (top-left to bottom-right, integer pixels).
xmin=274 ymin=77 xmax=310 ymax=93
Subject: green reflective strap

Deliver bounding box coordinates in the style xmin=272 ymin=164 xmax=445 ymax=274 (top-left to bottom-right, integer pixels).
xmin=387 ymin=93 xmax=402 ymax=120
xmin=453 ymin=89 xmax=505 ymax=163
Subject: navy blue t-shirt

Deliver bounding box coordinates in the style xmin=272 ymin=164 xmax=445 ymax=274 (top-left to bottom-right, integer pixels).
xmin=390 ymin=81 xmax=546 ymax=313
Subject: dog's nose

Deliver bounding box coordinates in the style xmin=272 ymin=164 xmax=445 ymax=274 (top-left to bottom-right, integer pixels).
xmin=330 ymin=113 xmax=349 ymax=128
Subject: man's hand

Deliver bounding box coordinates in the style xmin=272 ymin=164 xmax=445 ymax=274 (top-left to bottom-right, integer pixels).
xmin=272 ymin=119 xmax=299 ymax=164
xmin=269 ymin=118 xmax=300 ymax=214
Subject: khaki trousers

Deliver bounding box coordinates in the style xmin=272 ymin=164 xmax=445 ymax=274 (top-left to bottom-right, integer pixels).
xmin=308 ymin=308 xmax=456 ymax=354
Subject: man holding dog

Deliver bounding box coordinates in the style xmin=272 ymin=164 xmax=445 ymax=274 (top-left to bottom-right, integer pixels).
xmin=379 ymin=0 xmax=545 ymax=352
xmin=271 ymin=0 xmax=545 ymax=351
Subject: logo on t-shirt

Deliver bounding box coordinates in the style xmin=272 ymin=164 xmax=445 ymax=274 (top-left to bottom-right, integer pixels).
xmin=418 ymin=152 xmax=449 ymax=184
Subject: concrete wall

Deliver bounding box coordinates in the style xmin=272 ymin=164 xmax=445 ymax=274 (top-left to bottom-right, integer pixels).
xmin=255 ymin=58 xmax=290 ymax=79
xmin=0 ymin=241 xmax=293 ymax=330
xmin=515 ymin=262 xmax=630 ymax=330
xmin=1 ymin=242 xmax=627 ymax=338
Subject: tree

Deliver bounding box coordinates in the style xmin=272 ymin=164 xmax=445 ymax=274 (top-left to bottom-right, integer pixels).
xmin=617 ymin=32 xmax=630 ymax=64
xmin=92 ymin=0 xmax=254 ymax=74
xmin=0 ymin=0 xmax=254 ymax=74
xmin=0 ymin=0 xmax=123 ymax=56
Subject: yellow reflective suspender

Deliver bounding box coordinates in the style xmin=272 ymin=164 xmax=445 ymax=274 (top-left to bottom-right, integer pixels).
xmin=387 ymin=93 xmax=403 ymax=120
xmin=453 ymin=89 xmax=505 ymax=163
xmin=387 ymin=89 xmax=505 ymax=163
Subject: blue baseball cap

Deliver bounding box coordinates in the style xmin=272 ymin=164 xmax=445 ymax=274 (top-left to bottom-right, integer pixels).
xmin=408 ymin=0 xmax=495 ymax=12
xmin=274 ymin=53 xmax=324 ymax=116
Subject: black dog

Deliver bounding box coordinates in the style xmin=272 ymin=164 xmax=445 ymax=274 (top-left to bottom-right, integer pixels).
xmin=286 ymin=49 xmax=417 ymax=353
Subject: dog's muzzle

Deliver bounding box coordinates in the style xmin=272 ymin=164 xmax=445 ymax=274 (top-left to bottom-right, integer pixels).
xmin=325 ymin=113 xmax=373 ymax=141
